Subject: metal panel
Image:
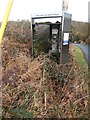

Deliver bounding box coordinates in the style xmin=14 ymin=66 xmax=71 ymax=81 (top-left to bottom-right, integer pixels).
xmin=63 ymin=13 xmax=72 ymax=32
xmin=31 ymin=13 xmax=62 ymax=18
xmin=60 ymin=45 xmax=69 ymax=64
xmin=60 ymin=13 xmax=72 ymax=64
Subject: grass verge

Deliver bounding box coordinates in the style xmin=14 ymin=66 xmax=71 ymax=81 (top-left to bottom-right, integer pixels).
xmin=70 ymin=44 xmax=89 ymax=118
xmin=74 ymin=45 xmax=88 ymax=79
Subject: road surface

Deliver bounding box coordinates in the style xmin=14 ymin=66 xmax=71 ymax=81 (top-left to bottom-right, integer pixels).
xmin=75 ymin=44 xmax=90 ymax=68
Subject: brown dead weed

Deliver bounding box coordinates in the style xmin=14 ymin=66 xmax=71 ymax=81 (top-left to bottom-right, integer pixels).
xmin=1 ymin=40 xmax=89 ymax=118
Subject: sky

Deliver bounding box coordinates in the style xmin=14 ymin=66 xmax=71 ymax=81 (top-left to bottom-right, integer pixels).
xmin=0 ymin=0 xmax=89 ymax=22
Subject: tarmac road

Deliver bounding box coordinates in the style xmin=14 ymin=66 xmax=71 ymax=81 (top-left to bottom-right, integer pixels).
xmin=75 ymin=43 xmax=90 ymax=68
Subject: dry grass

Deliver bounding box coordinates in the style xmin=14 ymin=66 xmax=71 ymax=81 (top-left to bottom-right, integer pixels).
xmin=1 ymin=40 xmax=89 ymax=119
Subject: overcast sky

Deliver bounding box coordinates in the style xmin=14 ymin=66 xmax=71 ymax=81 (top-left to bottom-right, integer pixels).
xmin=0 ymin=0 xmax=89 ymax=22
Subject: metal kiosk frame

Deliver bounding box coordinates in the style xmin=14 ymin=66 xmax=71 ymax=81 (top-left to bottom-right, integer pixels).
xmin=31 ymin=13 xmax=72 ymax=64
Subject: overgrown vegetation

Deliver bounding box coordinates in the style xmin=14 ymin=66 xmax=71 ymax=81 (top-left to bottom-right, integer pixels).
xmin=2 ymin=43 xmax=89 ymax=118
xmin=71 ymin=21 xmax=89 ymax=43
xmin=1 ymin=20 xmax=89 ymax=119
xmin=33 ymin=25 xmax=50 ymax=57
xmin=4 ymin=20 xmax=31 ymax=44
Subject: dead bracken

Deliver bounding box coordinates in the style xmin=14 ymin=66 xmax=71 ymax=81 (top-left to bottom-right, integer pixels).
xmin=2 ymin=39 xmax=88 ymax=118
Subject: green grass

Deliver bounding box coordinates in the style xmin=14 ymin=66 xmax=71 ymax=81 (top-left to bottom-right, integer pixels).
xmin=74 ymin=46 xmax=88 ymax=78
xmin=75 ymin=46 xmax=88 ymax=68
xmin=74 ymin=46 xmax=89 ymax=118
